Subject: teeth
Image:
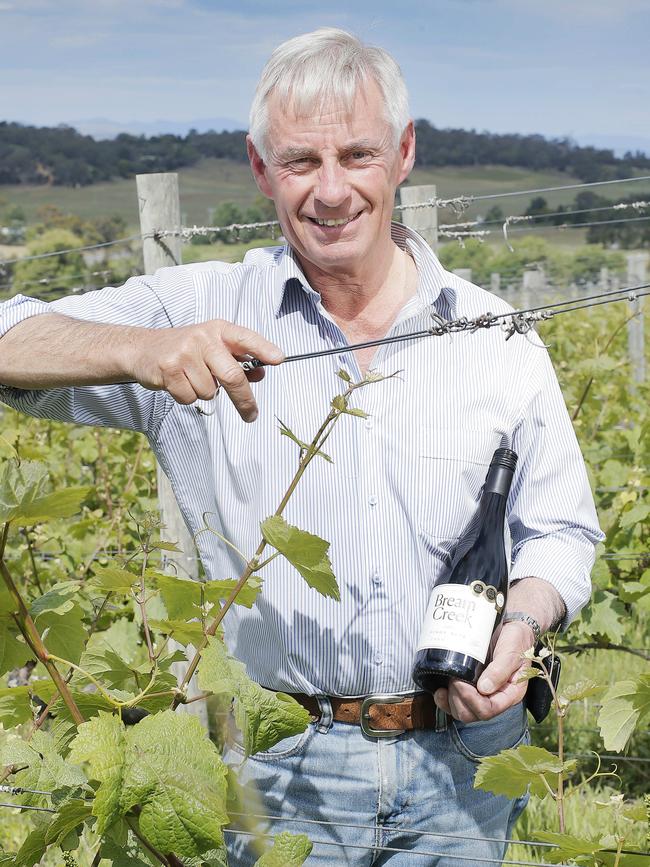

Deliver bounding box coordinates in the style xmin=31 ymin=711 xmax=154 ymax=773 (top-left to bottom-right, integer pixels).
xmin=313 ymin=215 xmax=356 ymax=227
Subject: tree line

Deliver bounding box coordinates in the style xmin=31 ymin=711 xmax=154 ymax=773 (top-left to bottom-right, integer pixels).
xmin=1 ymin=119 xmax=649 ymax=187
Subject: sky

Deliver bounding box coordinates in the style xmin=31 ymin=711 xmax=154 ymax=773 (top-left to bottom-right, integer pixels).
xmin=1 ymin=0 xmax=649 ymax=153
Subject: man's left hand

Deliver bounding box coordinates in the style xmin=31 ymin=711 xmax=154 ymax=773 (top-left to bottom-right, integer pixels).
xmin=433 ymin=621 xmax=534 ymax=722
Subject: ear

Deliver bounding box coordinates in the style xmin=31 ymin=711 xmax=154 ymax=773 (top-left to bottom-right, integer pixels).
xmin=396 ymin=120 xmax=416 ymax=185
xmin=247 ymin=134 xmax=273 ymax=199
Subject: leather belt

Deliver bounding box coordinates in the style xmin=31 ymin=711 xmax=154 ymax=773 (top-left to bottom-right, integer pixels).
xmin=288 ymin=691 xmax=440 ymax=738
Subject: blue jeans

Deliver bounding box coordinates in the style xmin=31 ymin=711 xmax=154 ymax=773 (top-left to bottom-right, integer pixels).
xmin=223 ymin=698 xmax=530 ymax=866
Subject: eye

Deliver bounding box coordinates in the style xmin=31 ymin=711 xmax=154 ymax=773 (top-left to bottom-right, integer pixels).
xmin=289 ymin=157 xmax=317 ymax=169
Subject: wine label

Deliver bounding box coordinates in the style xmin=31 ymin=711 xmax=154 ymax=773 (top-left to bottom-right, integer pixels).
xmin=416 ymin=582 xmax=500 ymax=663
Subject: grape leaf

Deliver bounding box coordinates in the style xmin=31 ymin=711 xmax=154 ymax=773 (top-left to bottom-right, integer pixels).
xmin=0 ymin=460 xmax=49 ymax=523
xmin=618 ymin=502 xmax=650 ymax=530
xmin=578 ymin=590 xmax=626 ymax=643
xmin=474 ymin=745 xmax=576 ymax=799
xmin=197 ymin=636 xmax=311 ymax=757
xmin=16 ymin=486 xmax=91 ymax=524
xmin=151 ymin=571 xmax=262 ymax=620
xmin=253 ymin=831 xmax=313 ymax=866
xmin=44 ymin=799 xmax=92 ymax=845
xmin=87 ymin=565 xmax=140 ymax=594
xmin=0 ymin=686 xmax=34 ymax=726
xmin=0 ymin=617 xmax=30 ymax=677
xmin=618 ymin=581 xmax=650 ymax=603
xmin=559 ymin=680 xmax=604 ymax=704
xmin=69 ymin=712 xmax=126 ymax=833
xmin=35 ymin=604 xmax=86 ymax=665
xmin=3 ymin=730 xmax=87 ymax=809
xmin=156 ymin=540 xmax=182 ymax=552
xmin=35 ymin=679 xmax=120 ymax=725
xmin=260 ymin=515 xmax=340 ymax=600
xmin=78 ymin=646 xmax=141 ymax=691
xmin=13 ymin=818 xmax=50 ymax=867
xmin=598 ymin=675 xmax=650 ymax=752
xmin=149 ymin=618 xmax=205 ymax=647
xmin=70 ymin=710 xmax=229 ymax=857
xmin=0 ymin=584 xmax=15 ymax=614
xmin=99 ymin=839 xmax=153 ymax=867
xmin=29 ymin=581 xmax=80 ymax=618
xmin=533 ymin=831 xmax=602 ymax=863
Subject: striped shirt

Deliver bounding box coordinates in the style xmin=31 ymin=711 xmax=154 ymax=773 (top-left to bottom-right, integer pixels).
xmin=0 ymin=224 xmax=603 ymax=697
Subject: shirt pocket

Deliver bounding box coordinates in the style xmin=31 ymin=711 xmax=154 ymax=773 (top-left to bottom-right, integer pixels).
xmin=418 ymin=426 xmax=502 ymax=544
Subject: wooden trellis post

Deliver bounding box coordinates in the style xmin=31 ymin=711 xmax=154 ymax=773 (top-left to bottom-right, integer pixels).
xmin=398 ymin=184 xmax=438 ymax=250
xmin=136 ymin=172 xmax=208 ymax=728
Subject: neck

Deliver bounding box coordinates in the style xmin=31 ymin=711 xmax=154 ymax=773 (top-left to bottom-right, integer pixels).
xmin=296 ymin=243 xmax=417 ymax=326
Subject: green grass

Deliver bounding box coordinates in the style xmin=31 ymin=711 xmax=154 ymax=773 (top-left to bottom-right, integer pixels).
xmin=0 ymin=158 xmax=261 ymax=229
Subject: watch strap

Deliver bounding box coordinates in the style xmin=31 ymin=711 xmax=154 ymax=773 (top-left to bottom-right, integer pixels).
xmin=503 ymin=611 xmax=541 ymax=644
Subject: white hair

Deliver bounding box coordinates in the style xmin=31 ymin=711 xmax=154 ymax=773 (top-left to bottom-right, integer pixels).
xmin=249 ymin=28 xmax=410 ymax=161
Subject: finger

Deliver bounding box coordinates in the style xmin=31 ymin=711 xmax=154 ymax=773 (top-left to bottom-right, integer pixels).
xmin=220 ymin=323 xmax=284 ymax=366
xmin=183 ymin=365 xmax=221 ymax=402
xmin=207 ymin=348 xmax=259 ymax=422
xmin=453 ymin=674 xmax=528 ymax=721
xmin=163 ymin=370 xmax=204 ymax=406
xmin=433 ymin=688 xmax=451 ymax=715
xmin=477 ymin=628 xmax=533 ymax=696
xmin=447 ymin=684 xmax=481 ymax=722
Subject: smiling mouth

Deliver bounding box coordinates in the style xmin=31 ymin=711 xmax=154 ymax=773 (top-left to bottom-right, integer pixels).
xmin=306 ymin=211 xmax=362 ymax=228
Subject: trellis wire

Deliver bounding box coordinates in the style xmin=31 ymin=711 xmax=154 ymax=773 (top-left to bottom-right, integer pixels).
xmin=224 ymin=825 xmax=648 ymax=865
xmin=228 ymin=813 xmax=650 ymax=860
xmin=4 ymin=172 xmax=650 ymax=269
xmin=0 ymin=234 xmax=142 ymax=268
xmin=440 ymin=198 xmax=650 ymax=236
xmin=228 ymin=812 xmax=565 ymax=852
xmin=224 ymin=827 xmax=562 ymax=865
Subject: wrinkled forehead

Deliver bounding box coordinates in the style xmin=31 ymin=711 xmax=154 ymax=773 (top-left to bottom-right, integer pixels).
xmin=266 ymin=77 xmax=386 ymax=132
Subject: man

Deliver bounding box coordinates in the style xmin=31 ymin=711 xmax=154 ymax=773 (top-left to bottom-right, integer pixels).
xmin=0 ymin=28 xmax=601 ymax=866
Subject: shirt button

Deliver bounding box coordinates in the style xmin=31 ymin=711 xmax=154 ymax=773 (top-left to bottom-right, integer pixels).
xmin=372 ymin=572 xmax=383 ymax=586
xmin=373 ymin=652 xmax=384 ymax=665
xmin=365 ymin=418 xmax=374 ymax=430
xmin=368 ymin=495 xmax=378 ymax=507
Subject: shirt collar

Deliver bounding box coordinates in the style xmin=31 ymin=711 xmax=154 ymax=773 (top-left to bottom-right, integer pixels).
xmin=272 ymin=222 xmax=458 ymax=319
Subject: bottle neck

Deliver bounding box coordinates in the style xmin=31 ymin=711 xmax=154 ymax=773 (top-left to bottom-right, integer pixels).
xmin=483 ymin=463 xmax=515 ymax=499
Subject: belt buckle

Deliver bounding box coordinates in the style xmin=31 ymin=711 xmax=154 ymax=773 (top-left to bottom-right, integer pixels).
xmin=360 ymin=693 xmax=407 ymax=738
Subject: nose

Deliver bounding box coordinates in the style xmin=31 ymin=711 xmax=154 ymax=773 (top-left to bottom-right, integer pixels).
xmin=314 ymin=160 xmax=351 ymax=208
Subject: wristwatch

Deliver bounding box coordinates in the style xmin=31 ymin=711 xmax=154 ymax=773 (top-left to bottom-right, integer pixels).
xmin=502 ymin=611 xmax=541 ymax=644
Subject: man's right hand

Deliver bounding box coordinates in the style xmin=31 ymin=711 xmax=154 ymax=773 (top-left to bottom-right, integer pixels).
xmin=128 ymin=319 xmax=284 ymax=422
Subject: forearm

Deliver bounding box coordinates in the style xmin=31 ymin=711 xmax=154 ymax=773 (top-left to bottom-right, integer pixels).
xmin=507 ymin=575 xmax=566 ymax=636
xmin=0 ymin=313 xmax=140 ymax=389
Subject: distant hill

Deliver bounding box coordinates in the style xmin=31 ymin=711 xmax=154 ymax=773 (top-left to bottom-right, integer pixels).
xmin=1 ymin=119 xmax=649 ymax=188
xmin=67 ymin=116 xmax=246 ymax=140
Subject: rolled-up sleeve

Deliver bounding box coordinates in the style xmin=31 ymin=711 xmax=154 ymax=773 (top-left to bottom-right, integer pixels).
xmin=508 ymin=347 xmax=604 ymax=627
xmin=0 ymin=267 xmax=196 ymax=434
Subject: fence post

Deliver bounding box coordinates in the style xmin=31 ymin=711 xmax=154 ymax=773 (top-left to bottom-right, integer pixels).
xmin=136 ymin=172 xmax=208 ymax=728
xmin=490 ymin=272 xmax=501 ymax=297
xmin=398 ymin=184 xmax=438 ymax=250
xmin=626 ymin=252 xmax=648 ymax=384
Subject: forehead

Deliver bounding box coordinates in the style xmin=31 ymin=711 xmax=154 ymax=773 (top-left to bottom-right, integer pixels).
xmin=266 ymin=79 xmax=391 ymax=151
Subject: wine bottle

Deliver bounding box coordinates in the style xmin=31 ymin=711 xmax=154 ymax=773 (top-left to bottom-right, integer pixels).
xmin=412 ymin=447 xmax=518 ymax=693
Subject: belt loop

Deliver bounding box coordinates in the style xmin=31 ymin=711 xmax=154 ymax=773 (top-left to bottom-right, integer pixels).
xmin=435 ymin=706 xmax=449 ymax=732
xmin=315 ymin=694 xmax=333 ymax=734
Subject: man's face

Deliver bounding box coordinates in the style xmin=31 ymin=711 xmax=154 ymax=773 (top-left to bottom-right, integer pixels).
xmin=248 ymin=80 xmax=415 ymax=279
